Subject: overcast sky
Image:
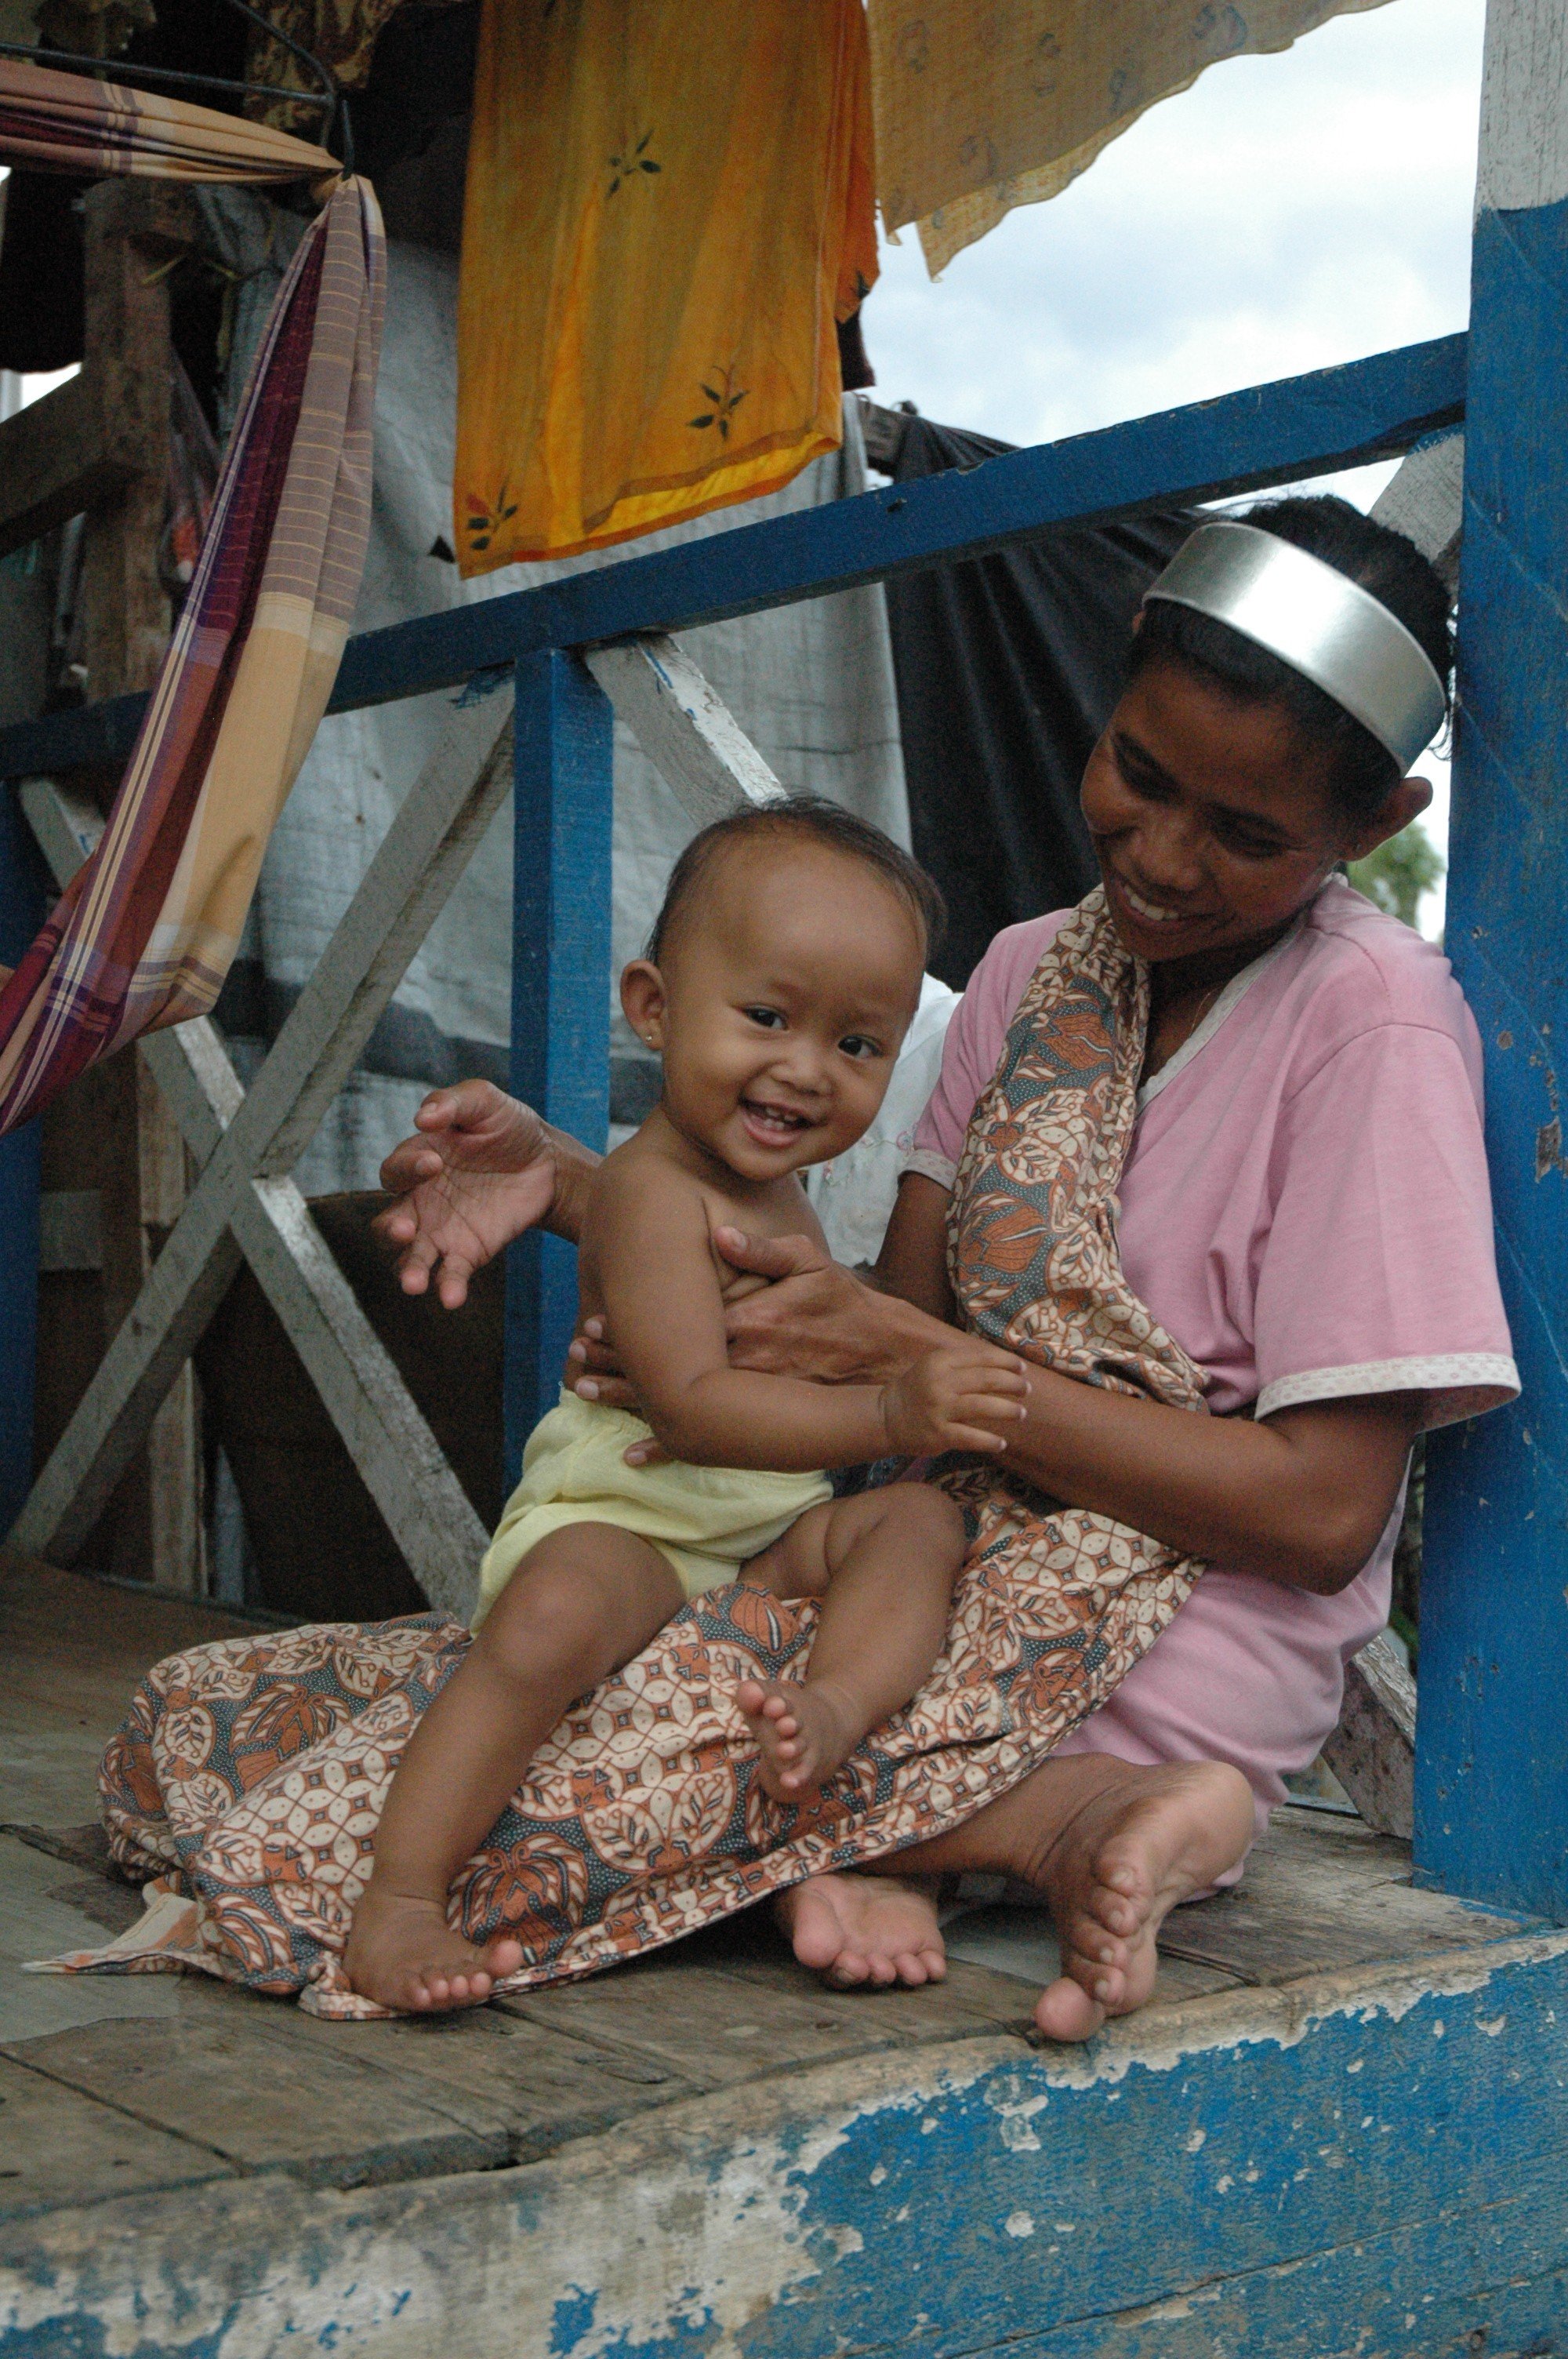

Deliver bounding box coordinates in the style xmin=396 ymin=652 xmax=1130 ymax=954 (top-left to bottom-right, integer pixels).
xmin=864 ymin=0 xmax=1486 ymax=934
xmin=866 ymin=0 xmax=1483 ymax=445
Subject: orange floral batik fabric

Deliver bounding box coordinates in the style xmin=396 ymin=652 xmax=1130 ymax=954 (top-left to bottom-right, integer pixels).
xmin=452 ymin=0 xmax=877 ymax=570
xmin=41 ymin=889 xmax=1214 ymax=2019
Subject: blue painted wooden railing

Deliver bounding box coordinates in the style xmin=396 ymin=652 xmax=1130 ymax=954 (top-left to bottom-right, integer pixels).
xmin=0 ymin=332 xmax=1465 ymax=779
xmin=13 ymin=324 xmax=1557 ymax=1936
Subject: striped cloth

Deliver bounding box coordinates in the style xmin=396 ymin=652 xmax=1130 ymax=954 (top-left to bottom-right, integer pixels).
xmin=0 ymin=53 xmax=339 ymax=188
xmin=0 ymin=63 xmax=383 ymax=1136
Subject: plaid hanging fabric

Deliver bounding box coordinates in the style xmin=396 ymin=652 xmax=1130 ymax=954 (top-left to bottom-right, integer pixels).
xmin=0 ymin=60 xmax=383 ymax=1136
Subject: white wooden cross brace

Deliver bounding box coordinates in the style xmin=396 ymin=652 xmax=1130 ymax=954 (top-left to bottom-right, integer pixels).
xmin=1370 ymin=428 xmax=1464 ymax=592
xmin=10 ymin=639 xmax=779 ymax=1621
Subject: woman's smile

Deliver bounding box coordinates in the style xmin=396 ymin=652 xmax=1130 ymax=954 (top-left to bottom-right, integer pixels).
xmin=1106 ymin=868 xmax=1210 ymax=929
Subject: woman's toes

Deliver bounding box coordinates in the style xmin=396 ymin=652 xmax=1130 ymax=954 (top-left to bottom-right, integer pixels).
xmin=1089 ymin=1888 xmax=1139 ymax=1937
xmin=1068 ymin=1918 xmax=1119 ymax=1970
xmin=1084 ymin=1955 xmax=1125 ymax=2008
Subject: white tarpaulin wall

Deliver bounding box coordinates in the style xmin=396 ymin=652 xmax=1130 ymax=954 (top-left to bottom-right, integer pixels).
xmin=218 ymin=237 xmax=910 ymax=1196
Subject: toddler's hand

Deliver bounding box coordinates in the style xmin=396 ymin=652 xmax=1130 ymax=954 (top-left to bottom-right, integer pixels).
xmin=880 ymin=1344 xmax=1030 ymax=1457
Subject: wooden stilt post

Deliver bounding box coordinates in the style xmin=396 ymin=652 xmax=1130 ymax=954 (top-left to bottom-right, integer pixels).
xmin=28 ymin=177 xmax=209 ymax=1590
xmin=0 ymin=784 xmax=47 ymax=1532
xmin=505 ymin=650 xmax=615 ymax=1487
xmin=1417 ymin=0 xmax=1568 ymax=1921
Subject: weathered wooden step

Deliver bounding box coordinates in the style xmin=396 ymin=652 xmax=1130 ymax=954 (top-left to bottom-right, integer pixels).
xmin=0 ymin=2052 xmax=231 ymax=2224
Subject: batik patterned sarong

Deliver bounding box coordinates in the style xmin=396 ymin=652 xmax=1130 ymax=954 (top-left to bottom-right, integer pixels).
xmin=45 ymin=889 xmax=1208 ymax=2016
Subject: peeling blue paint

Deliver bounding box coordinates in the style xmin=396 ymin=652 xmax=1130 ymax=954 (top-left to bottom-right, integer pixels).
xmin=552 ymin=2286 xmax=600 ymax=2354
xmin=5 ymin=1952 xmax=1561 ymax=2359
xmin=1421 ymin=186 xmax=1568 ymax=1925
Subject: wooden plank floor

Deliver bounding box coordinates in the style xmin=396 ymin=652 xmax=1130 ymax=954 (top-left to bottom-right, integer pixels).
xmin=0 ymin=1547 xmax=1541 ymax=2235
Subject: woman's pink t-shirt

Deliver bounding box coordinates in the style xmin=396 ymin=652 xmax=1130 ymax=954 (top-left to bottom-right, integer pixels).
xmin=907 ymin=880 xmax=1517 ymax=1838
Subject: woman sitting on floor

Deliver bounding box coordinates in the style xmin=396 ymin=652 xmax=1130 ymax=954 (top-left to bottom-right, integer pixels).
xmin=367 ymin=495 xmax=1515 ymax=2038
xmin=89 ymin=495 xmax=1515 ymax=2036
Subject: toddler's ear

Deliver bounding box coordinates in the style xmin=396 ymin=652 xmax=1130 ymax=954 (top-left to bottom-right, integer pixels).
xmin=620 ymin=959 xmax=668 ymax=1052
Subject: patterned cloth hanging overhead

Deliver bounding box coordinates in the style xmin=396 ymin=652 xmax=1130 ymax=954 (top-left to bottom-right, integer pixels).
xmin=0 ymin=59 xmax=383 ymax=1136
xmin=452 ymin=0 xmax=877 ymax=572
xmin=240 ymin=0 xmax=473 ymax=135
xmin=867 ymin=0 xmax=1396 ymax=275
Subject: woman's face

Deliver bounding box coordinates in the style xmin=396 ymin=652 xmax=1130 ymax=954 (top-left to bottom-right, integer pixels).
xmin=1080 ymin=654 xmax=1432 ymax=970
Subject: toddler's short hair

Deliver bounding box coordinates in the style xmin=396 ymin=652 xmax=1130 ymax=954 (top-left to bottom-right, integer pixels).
xmin=648 ymin=794 xmax=945 ymax=966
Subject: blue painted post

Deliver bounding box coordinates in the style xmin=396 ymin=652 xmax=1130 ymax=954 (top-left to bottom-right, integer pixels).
xmin=1417 ymin=0 xmax=1568 ymax=1921
xmin=504 ymin=649 xmax=615 ymax=1490
xmin=0 ymin=783 xmax=47 ymax=1535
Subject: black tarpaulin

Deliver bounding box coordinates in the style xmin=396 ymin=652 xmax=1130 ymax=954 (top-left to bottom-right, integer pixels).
xmin=886 ymin=414 xmax=1196 ymax=987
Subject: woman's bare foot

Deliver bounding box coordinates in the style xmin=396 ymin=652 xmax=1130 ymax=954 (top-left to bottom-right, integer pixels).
xmin=774 ymin=1871 xmax=948 ymax=1988
xmin=739 ymin=1677 xmax=861 ymax=1801
xmin=345 ymin=1885 xmax=525 ymax=2014
xmin=1029 ymin=1761 xmax=1255 ymax=2041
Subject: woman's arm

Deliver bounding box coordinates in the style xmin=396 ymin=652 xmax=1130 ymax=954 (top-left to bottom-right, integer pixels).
xmin=998 ymin=1374 xmax=1421 ymax=1596
xmin=718 ymin=1177 xmax=1420 ymax=1594
xmin=706 ymin=1175 xmax=960 ymax=1383
xmin=876 ymin=1172 xmax=959 ymax=1323
xmin=379 ymin=1093 xmax=1414 ymax=1596
xmin=591 ymin=1156 xmax=1028 ymax=1470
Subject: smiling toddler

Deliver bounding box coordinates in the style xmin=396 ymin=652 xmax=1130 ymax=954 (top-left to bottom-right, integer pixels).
xmin=345 ymin=797 xmax=1030 ymax=2012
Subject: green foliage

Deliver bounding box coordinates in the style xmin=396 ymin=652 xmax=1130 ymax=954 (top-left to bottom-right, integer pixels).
xmin=1348 ymin=820 xmax=1444 ymax=930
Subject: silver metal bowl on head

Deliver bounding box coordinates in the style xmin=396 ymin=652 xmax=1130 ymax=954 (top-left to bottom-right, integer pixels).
xmin=1143 ymin=520 xmax=1448 ymax=773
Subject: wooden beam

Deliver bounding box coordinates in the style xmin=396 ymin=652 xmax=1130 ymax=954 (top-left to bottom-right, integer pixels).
xmin=1417 ymin=0 xmax=1568 ymax=1921
xmin=0 ymin=176 xmax=200 ymax=563
xmin=0 ymin=787 xmax=45 ymax=1535
xmin=0 ymin=334 xmax=1468 ymax=781
xmin=230 ymin=1181 xmax=490 ymax=1623
xmin=1321 ymin=1633 xmax=1417 ymax=1841
xmin=0 ymin=376 xmax=143 ymax=563
xmin=583 ymin=634 xmax=784 ymax=823
xmin=1370 ymin=429 xmax=1464 ymax=591
xmin=78 ymin=180 xmax=200 ymax=703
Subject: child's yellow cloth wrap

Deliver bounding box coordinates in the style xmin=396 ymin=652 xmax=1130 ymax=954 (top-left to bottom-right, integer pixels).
xmin=474 ymin=1391 xmax=833 ymax=1627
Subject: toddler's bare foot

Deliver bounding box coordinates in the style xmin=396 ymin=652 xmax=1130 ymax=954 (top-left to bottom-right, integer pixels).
xmin=1031 ymin=1760 xmax=1255 ymax=2042
xmin=345 ymin=1884 xmax=525 ymax=2014
xmin=774 ymin=1870 xmax=947 ymax=1989
xmin=739 ymin=1677 xmax=861 ymax=1801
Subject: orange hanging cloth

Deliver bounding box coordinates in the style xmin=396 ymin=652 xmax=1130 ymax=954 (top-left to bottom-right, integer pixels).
xmin=453 ymin=0 xmax=877 ymax=572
